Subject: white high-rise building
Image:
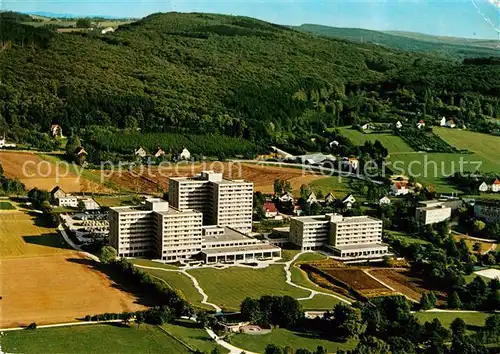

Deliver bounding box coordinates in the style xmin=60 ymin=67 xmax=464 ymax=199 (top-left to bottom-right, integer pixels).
xmin=109 ymin=198 xmax=203 ymax=261
xmin=289 ymin=213 xmax=388 ymax=259
xmin=169 ymin=171 xmax=253 ymax=233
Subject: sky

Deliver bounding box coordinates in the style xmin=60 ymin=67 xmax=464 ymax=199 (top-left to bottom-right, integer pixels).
xmin=2 ymin=0 xmax=500 ymax=39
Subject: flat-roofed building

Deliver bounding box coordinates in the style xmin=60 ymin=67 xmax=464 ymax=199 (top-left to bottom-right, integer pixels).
xmin=289 ymin=213 xmax=388 ymax=259
xmin=201 ymin=226 xmax=281 ymax=264
xmin=415 ymin=200 xmax=451 ymax=225
xmin=109 ymin=198 xmax=203 ymax=261
xmin=329 ymin=215 xmax=387 ymax=258
xmin=289 ymin=215 xmax=331 ymax=251
xmin=169 ymin=171 xmax=253 ymax=233
xmin=474 ymin=200 xmax=500 ymax=223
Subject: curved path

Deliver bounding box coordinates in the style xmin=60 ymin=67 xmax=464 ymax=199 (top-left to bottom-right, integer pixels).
xmin=133 ymin=265 xmax=222 ymax=312
xmin=284 ymin=252 xmax=352 ymax=304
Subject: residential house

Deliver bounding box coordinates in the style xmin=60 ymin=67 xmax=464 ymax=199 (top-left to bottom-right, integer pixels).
xmin=50 ymin=186 xmax=67 ymax=201
xmin=263 ymin=201 xmax=278 ymax=218
xmin=325 ymin=193 xmax=336 ymax=205
xmin=391 ymin=181 xmax=410 ymax=196
xmin=479 ymin=182 xmax=489 ymax=193
xmin=154 ymin=148 xmax=166 ymax=158
xmin=329 ymin=140 xmax=339 ymax=148
xmin=179 ymin=148 xmax=191 ymax=160
xmin=361 ymin=123 xmax=370 ymax=130
xmin=395 ymin=121 xmax=403 ymax=129
xmin=74 ymin=147 xmax=88 ymax=164
xmin=135 ymin=147 xmax=147 ymax=158
xmin=446 ymin=120 xmax=456 ymax=128
xmin=379 ymin=196 xmax=391 ymax=205
xmin=101 ymin=27 xmax=115 ymax=34
xmin=0 ymin=134 xmax=16 ymax=148
xmin=342 ymin=157 xmax=359 ymax=170
xmin=492 ymin=179 xmax=500 ymax=193
xmin=416 ymin=120 xmax=425 ymax=129
xmin=51 ymin=124 xmax=63 ymax=138
xmin=342 ymin=194 xmax=356 ymax=209
xmin=306 ymin=192 xmax=318 ymax=205
xmin=279 ymin=192 xmax=294 ymax=203
xmin=439 ymin=117 xmax=447 ymax=126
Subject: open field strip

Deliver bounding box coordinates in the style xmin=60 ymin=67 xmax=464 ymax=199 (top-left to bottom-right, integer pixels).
xmin=338 ymin=127 xmax=415 ymax=153
xmin=0 ymin=323 xmax=192 ymax=354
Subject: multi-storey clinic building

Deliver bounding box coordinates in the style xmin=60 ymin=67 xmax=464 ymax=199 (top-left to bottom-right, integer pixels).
xmin=169 ymin=171 xmax=253 ymax=233
xmin=415 ymin=200 xmax=452 ymax=225
xmin=109 ymin=198 xmax=203 ymax=261
xmin=289 ymin=213 xmax=388 ymax=259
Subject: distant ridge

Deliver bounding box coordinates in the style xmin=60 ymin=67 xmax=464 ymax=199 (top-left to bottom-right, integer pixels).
xmin=25 ymin=11 xmax=126 ymax=19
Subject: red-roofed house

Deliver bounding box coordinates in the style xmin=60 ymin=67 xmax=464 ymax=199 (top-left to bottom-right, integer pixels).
xmin=391 ymin=181 xmax=410 ymax=196
xmin=416 ymin=120 xmax=425 ymax=129
xmin=264 ymin=201 xmax=278 ymax=218
xmin=492 ymin=179 xmax=500 ymax=193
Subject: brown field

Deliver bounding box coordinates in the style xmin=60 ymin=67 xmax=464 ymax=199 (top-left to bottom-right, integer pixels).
xmin=0 ymin=210 xmax=147 ymax=328
xmin=99 ymin=162 xmax=328 ymax=195
xmin=452 ymin=235 xmax=497 ymax=254
xmin=0 ymin=151 xmax=111 ymax=194
xmin=367 ymin=269 xmax=427 ymax=302
xmin=321 ymin=268 xmax=394 ymax=298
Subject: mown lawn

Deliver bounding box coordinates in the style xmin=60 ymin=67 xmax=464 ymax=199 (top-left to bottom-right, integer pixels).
xmin=386 ymin=230 xmax=431 ymax=246
xmin=162 ymin=319 xmax=228 ymax=353
xmin=414 ymin=311 xmax=489 ymax=333
xmin=1 ymin=324 xmax=191 ymax=354
xmin=0 ymin=201 xmax=15 ymax=210
xmin=138 ymin=268 xmax=211 ymax=309
xmin=308 ymin=177 xmax=350 ymax=198
xmin=338 ymin=127 xmax=414 ymax=153
xmin=230 ymin=328 xmax=357 ymax=353
xmin=387 ymin=153 xmax=498 ymax=193
xmin=188 ymin=265 xmax=310 ymax=311
xmin=434 ymin=128 xmax=500 ymax=170
xmin=299 ymin=294 xmax=342 ymax=310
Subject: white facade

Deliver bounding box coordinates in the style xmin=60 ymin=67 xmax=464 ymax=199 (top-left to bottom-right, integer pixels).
xmin=379 ymin=197 xmax=391 ymax=205
xmin=169 ymin=171 xmax=253 ymax=233
xmin=289 ymin=213 xmax=388 ymax=259
xmin=479 ymin=182 xmax=489 ymax=193
xmin=440 ymin=117 xmax=447 ymax=126
xmin=109 ymin=199 xmax=203 ymax=261
xmin=415 ymin=200 xmax=451 ymax=225
xmin=57 ymin=196 xmax=78 ymax=208
xmin=81 ymin=198 xmax=100 ymax=211
xmin=492 ymin=180 xmax=500 ymax=193
xmin=391 ymin=182 xmax=410 ymax=196
xmin=179 ymin=148 xmax=191 ymax=160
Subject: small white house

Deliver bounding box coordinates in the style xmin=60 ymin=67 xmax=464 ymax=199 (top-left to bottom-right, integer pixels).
xmin=416 ymin=120 xmax=425 ymax=129
xmin=279 ymin=192 xmax=294 ymax=203
xmin=391 ymin=182 xmax=410 ymax=196
xmin=306 ymin=192 xmax=317 ymax=205
xmin=325 ymin=193 xmax=336 ymax=204
xmin=479 ymin=182 xmax=489 ymax=193
xmin=395 ymin=121 xmax=403 ymax=129
xmin=101 ymin=27 xmax=115 ymax=34
xmin=342 ymin=157 xmax=359 ymax=170
xmin=179 ymin=148 xmax=191 ymax=160
xmin=361 ymin=123 xmax=370 ymax=130
xmin=135 ymin=147 xmax=147 ymax=158
xmin=439 ymin=117 xmax=447 ymax=127
xmin=342 ymin=194 xmax=356 ymax=209
xmin=80 ymin=198 xmax=100 ymax=211
xmin=446 ymin=120 xmax=456 ymax=128
xmin=492 ymin=179 xmax=500 ymax=193
xmin=379 ymin=196 xmax=391 ymax=205
xmin=0 ymin=135 xmax=16 ymax=148
xmin=329 ymin=140 xmax=340 ymax=148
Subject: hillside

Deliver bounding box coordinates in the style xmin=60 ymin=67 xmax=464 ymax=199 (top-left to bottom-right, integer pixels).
xmin=297 ymin=24 xmax=500 ymax=60
xmin=0 ymin=12 xmax=499 ymax=158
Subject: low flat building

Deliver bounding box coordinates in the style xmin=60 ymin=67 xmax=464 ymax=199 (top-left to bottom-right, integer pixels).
xmin=57 ymin=196 xmax=78 ymax=208
xmin=289 ymin=213 xmax=388 ymax=259
xmin=474 ymin=200 xmax=500 ymax=223
xmin=81 ymin=198 xmax=100 ymax=211
xmin=201 ymin=226 xmax=281 ymax=264
xmin=415 ymin=200 xmax=451 ymax=225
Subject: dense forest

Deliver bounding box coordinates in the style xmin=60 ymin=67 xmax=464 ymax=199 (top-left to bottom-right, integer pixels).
xmin=0 ymin=12 xmax=499 ymax=158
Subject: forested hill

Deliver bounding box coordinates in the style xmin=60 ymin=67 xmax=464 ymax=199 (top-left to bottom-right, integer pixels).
xmin=0 ymin=12 xmax=499 ymax=153
xmin=296 ymin=24 xmax=500 ymax=60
